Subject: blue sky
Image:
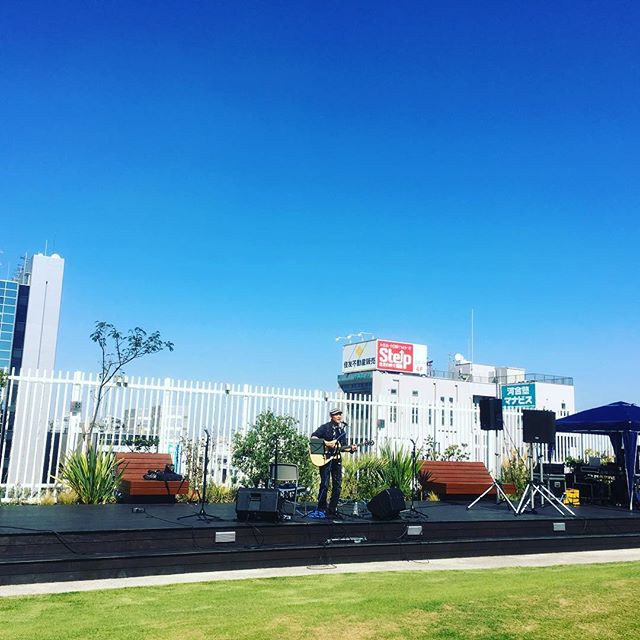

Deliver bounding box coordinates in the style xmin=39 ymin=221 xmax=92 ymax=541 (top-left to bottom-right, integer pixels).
xmin=1 ymin=2 xmax=639 ymax=408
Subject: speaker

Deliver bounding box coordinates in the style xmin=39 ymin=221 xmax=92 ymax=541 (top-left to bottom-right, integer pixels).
xmin=479 ymin=397 xmax=504 ymax=431
xmin=522 ymin=409 xmax=556 ymax=444
xmin=235 ymin=488 xmax=282 ymax=522
xmin=367 ymin=487 xmax=406 ymax=520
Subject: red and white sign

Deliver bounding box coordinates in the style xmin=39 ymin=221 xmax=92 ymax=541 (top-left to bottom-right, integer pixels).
xmin=377 ymin=340 xmax=415 ymax=372
xmin=342 ymin=339 xmax=428 ymax=375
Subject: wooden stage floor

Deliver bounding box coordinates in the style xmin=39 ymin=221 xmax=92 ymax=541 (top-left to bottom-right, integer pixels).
xmin=2 ymin=499 xmax=640 ymax=585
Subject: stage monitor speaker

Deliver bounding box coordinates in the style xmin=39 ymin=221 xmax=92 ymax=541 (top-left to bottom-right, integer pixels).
xmin=367 ymin=487 xmax=406 ymax=520
xmin=479 ymin=397 xmax=504 ymax=431
xmin=235 ymin=488 xmax=282 ymax=522
xmin=522 ymin=409 xmax=556 ymax=444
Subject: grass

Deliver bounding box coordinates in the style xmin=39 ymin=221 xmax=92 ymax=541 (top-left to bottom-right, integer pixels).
xmin=1 ymin=562 xmax=640 ymax=639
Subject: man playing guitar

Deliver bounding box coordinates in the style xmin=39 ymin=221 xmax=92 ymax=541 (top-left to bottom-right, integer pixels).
xmin=311 ymin=408 xmax=356 ymax=518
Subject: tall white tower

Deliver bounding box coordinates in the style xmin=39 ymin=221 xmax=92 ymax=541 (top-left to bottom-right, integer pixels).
xmin=19 ymin=253 xmax=65 ymax=372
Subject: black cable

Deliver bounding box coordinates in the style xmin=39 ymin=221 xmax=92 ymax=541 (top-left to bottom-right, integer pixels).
xmin=244 ymin=522 xmax=265 ymax=548
xmin=0 ymin=524 xmax=89 ymax=556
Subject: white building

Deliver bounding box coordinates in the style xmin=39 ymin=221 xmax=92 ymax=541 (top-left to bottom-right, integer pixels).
xmin=337 ymin=338 xmax=575 ymax=418
xmin=1 ymin=252 xmax=65 ymax=483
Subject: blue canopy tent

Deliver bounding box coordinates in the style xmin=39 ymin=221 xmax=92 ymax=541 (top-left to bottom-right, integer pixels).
xmin=556 ymin=402 xmax=640 ymax=511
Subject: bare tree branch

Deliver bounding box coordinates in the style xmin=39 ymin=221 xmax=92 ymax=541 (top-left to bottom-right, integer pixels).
xmin=85 ymin=321 xmax=174 ymax=450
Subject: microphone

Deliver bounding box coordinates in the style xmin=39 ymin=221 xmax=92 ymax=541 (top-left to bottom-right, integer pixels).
xmin=203 ymin=429 xmax=210 ymax=437
xmin=341 ymin=422 xmax=349 ymax=429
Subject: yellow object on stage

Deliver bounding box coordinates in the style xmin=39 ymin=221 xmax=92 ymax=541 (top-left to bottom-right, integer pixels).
xmin=564 ymin=488 xmax=580 ymax=505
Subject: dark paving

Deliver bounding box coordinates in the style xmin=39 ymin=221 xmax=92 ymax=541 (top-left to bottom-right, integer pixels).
xmin=1 ymin=499 xmax=639 ymax=535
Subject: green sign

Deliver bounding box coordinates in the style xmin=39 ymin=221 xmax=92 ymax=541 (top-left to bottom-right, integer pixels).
xmin=501 ymin=383 xmax=536 ymax=409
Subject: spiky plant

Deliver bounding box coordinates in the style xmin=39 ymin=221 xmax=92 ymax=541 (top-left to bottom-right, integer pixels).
xmin=379 ymin=443 xmax=422 ymax=498
xmin=57 ymin=444 xmax=124 ymax=504
xmin=342 ymin=453 xmax=386 ymax=501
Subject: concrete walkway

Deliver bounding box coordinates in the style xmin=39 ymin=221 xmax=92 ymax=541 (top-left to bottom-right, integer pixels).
xmin=2 ymin=547 xmax=640 ymax=597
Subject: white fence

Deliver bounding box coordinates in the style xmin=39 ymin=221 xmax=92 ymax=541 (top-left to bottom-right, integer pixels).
xmin=0 ymin=370 xmax=612 ymax=496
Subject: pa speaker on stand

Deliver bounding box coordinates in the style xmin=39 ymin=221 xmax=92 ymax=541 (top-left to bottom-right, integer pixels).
xmin=479 ymin=397 xmax=504 ymax=431
xmin=522 ymin=409 xmax=556 ymax=444
xmin=468 ymin=397 xmax=516 ymax=513
xmin=516 ymin=410 xmax=575 ymax=517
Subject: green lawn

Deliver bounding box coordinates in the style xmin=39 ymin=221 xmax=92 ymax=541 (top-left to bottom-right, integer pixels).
xmin=1 ymin=562 xmax=640 ymax=639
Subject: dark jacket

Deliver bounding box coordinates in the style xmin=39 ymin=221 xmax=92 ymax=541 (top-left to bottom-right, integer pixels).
xmin=312 ymin=421 xmax=348 ymax=446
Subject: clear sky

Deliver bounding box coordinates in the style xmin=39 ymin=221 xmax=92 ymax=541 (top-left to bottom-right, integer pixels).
xmin=1 ymin=2 xmax=639 ymax=409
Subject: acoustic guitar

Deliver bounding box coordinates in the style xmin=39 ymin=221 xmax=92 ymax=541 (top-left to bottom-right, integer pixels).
xmin=309 ymin=437 xmax=375 ymax=467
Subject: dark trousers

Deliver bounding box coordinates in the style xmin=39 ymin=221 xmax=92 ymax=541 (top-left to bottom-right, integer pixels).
xmin=317 ymin=458 xmax=342 ymax=513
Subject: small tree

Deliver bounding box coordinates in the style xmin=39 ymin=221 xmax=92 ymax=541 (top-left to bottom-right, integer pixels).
xmin=232 ymin=410 xmax=314 ymax=489
xmin=86 ymin=322 xmax=173 ymax=449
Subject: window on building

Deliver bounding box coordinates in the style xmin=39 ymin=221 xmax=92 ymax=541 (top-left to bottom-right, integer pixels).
xmin=411 ymin=406 xmax=419 ymax=425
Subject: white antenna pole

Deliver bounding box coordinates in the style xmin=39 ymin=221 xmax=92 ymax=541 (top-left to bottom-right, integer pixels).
xmin=471 ymin=309 xmax=474 ymax=363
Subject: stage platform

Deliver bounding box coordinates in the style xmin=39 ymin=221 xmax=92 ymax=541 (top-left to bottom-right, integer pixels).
xmin=2 ymin=499 xmax=640 ymax=585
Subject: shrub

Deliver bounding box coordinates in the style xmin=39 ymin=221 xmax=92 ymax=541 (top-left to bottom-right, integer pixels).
xmin=39 ymin=491 xmax=57 ymax=506
xmin=341 ymin=453 xmax=386 ymax=501
xmin=422 ymin=435 xmax=470 ymax=461
xmin=440 ymin=444 xmax=470 ymax=461
xmin=57 ymin=444 xmax=124 ymax=504
xmin=206 ymin=483 xmax=237 ymax=503
xmin=379 ymin=444 xmax=422 ymax=498
xmin=232 ymin=410 xmax=314 ymax=490
xmin=57 ymin=489 xmax=79 ymax=505
xmin=122 ymin=435 xmax=159 ymax=452
xmin=500 ymin=449 xmax=529 ymax=498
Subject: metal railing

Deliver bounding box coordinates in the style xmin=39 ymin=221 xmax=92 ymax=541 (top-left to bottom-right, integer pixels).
xmin=0 ymin=369 xmax=604 ymax=497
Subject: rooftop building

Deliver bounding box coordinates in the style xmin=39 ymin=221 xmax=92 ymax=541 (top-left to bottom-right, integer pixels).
xmin=0 ymin=252 xmax=64 ymax=373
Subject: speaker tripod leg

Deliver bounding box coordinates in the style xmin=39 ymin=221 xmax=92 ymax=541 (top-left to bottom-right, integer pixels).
xmin=467 ymin=483 xmax=497 ymax=510
xmin=536 ymin=483 xmax=576 ymax=517
xmin=515 ymin=483 xmax=536 ymax=515
xmin=493 ymin=481 xmax=518 ymax=514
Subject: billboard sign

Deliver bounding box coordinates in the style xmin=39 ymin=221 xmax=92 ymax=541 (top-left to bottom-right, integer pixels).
xmin=501 ymin=383 xmax=536 ymax=410
xmin=342 ymin=340 xmax=378 ymax=373
xmin=342 ymin=339 xmax=428 ymax=375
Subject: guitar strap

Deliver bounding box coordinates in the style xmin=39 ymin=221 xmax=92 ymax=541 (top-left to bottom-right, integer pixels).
xmin=331 ymin=425 xmax=345 ymax=461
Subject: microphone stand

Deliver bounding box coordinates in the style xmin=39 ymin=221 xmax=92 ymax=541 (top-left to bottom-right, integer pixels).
xmin=401 ymin=438 xmax=429 ymax=520
xmin=178 ymin=428 xmax=222 ymax=522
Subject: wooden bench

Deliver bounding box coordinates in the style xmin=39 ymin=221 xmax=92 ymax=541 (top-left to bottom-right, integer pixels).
xmin=115 ymin=453 xmax=189 ymax=502
xmin=420 ymin=461 xmax=516 ymax=499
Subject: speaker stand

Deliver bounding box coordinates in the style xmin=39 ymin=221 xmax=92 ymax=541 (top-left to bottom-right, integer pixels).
xmin=334 ymin=499 xmax=368 ymax=520
xmin=401 ymin=438 xmax=429 ymax=520
xmin=467 ymin=472 xmax=518 ymax=514
xmin=468 ymin=429 xmax=517 ymax=513
xmin=515 ymin=444 xmax=575 ymax=517
xmin=178 ymin=429 xmax=222 ymax=522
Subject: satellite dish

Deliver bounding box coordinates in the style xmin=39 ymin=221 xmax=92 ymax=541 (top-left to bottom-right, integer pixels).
xmin=454 ymin=353 xmax=465 ymax=363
